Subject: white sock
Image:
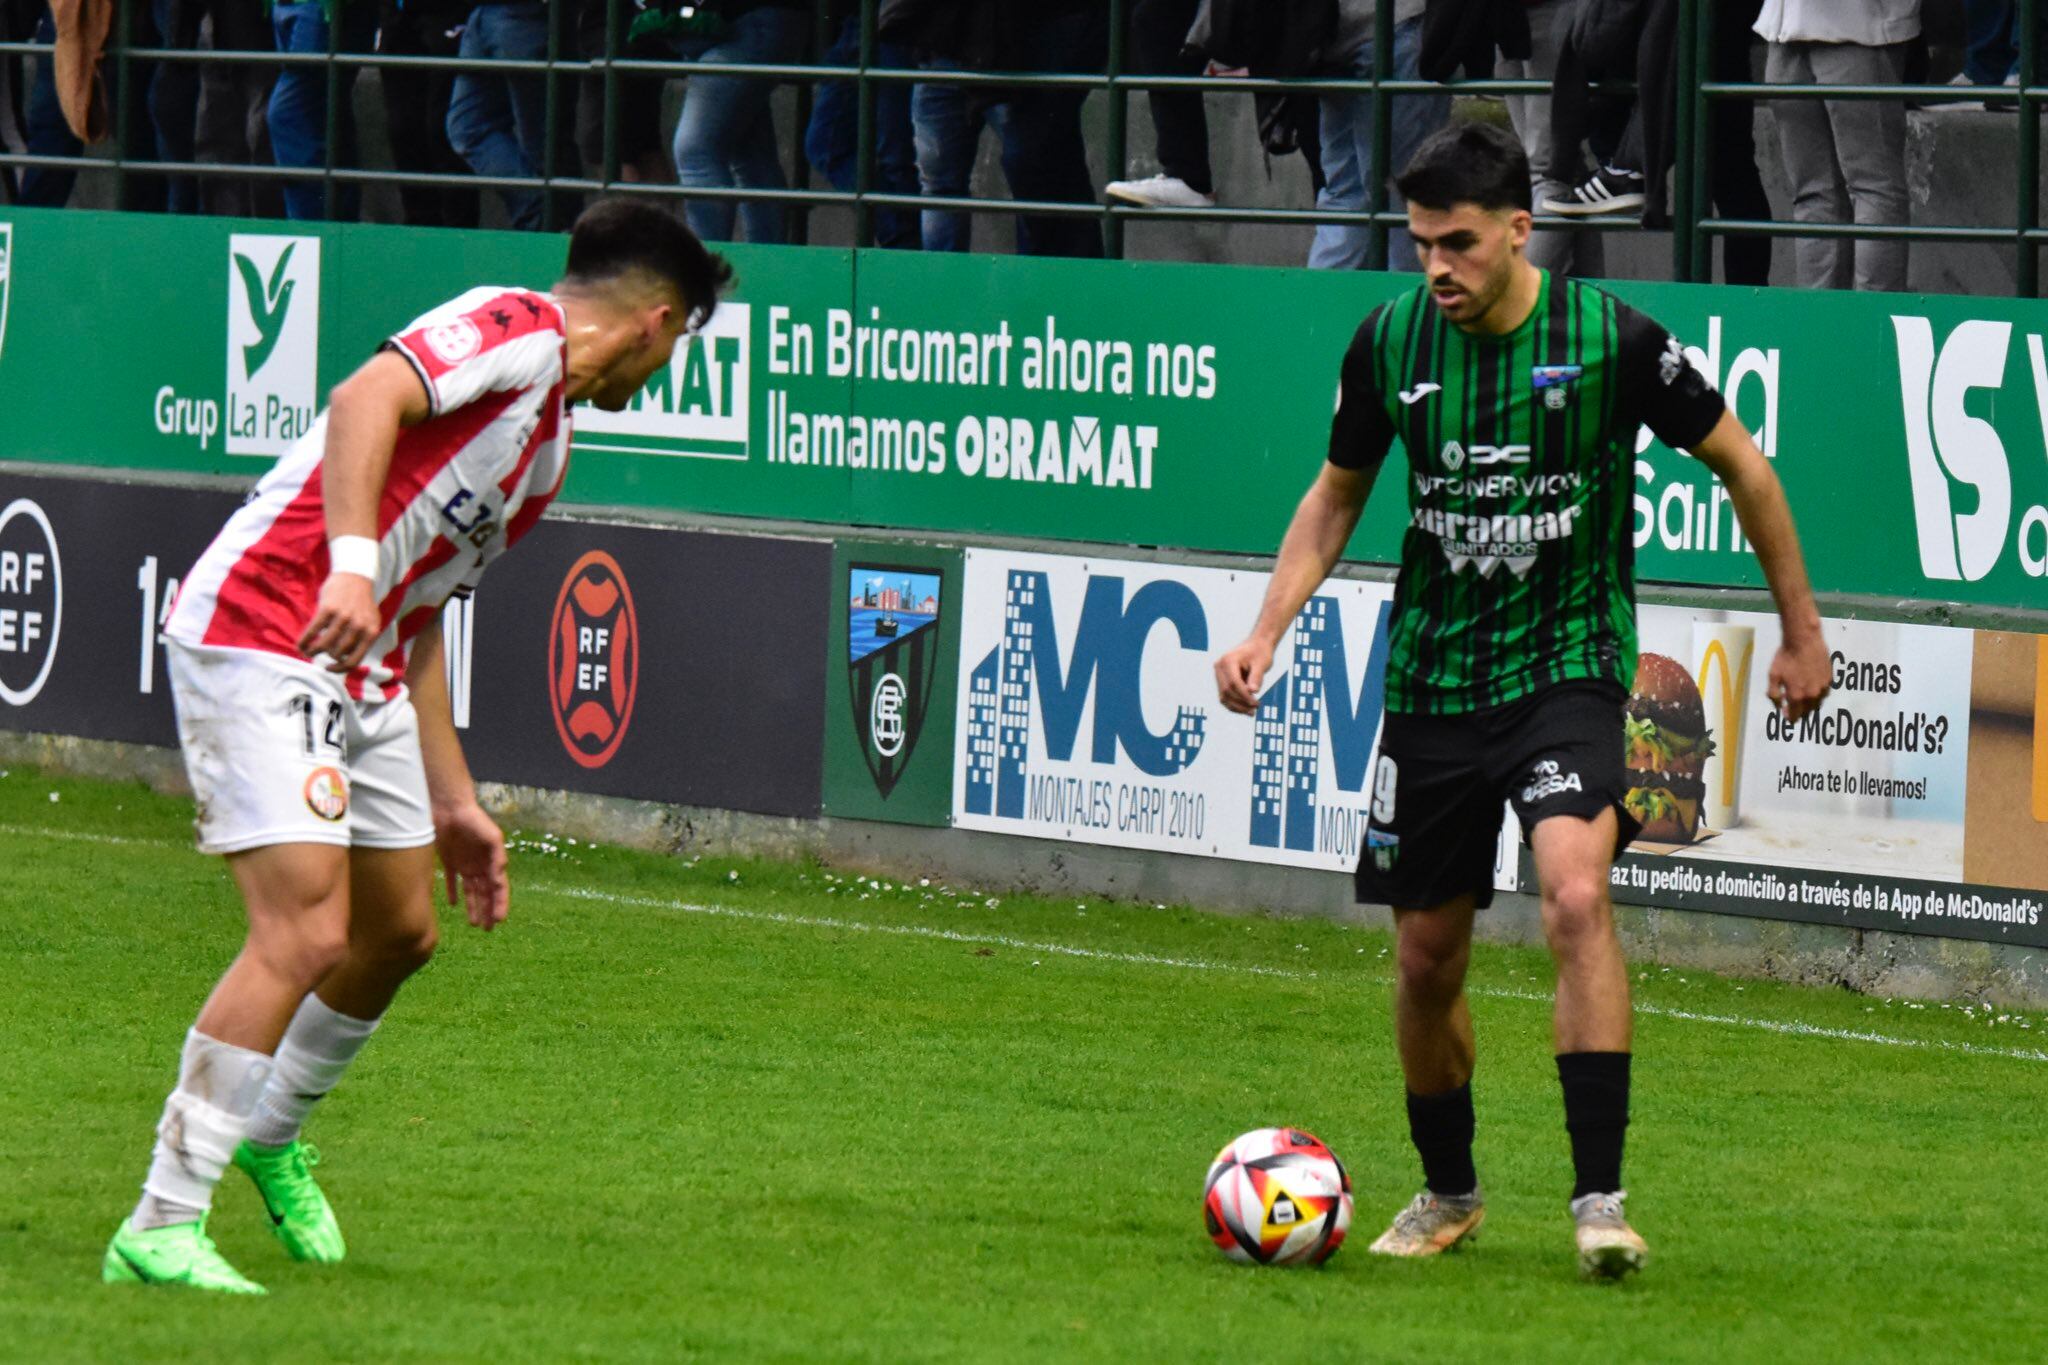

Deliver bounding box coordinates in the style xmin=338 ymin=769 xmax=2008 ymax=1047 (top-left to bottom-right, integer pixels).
xmin=129 ymin=1030 xmax=274 ymax=1231
xmin=243 ymin=993 xmax=381 ymax=1149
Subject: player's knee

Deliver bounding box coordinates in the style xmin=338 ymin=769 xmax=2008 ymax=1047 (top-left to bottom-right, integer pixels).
xmin=253 ymin=914 xmax=351 ymax=988
xmin=385 ymin=918 xmax=439 ymax=972
xmin=1396 ymin=931 xmax=1466 ymax=1002
xmin=1540 ymin=875 xmax=1612 ymax=953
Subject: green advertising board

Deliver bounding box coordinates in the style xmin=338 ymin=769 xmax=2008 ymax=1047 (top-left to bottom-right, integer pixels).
xmin=3 ymin=207 xmax=2046 ymax=611
xmin=821 ymin=540 xmax=961 ymax=827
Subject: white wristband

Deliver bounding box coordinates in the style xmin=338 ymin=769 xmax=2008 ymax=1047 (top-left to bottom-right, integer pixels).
xmin=328 ymin=535 xmax=380 ymax=582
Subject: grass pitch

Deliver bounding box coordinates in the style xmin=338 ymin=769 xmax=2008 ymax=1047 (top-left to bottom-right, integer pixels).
xmin=3 ymin=764 xmax=2045 ymax=1363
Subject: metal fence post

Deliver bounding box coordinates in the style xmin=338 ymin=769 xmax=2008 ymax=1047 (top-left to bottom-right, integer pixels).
xmin=1688 ymin=0 xmax=1716 ymax=282
xmin=1104 ymin=0 xmax=1129 ymax=260
xmin=2020 ymin=0 xmax=2040 ymax=296
xmin=1671 ymin=0 xmax=1698 ymax=282
xmin=543 ymin=0 xmax=564 ymax=231
xmin=791 ymin=0 xmax=832 ymax=247
xmin=601 ymin=0 xmax=623 ymax=189
xmin=113 ymin=0 xmax=134 ymax=208
xmin=854 ymin=0 xmax=876 ymax=248
xmin=1367 ymin=0 xmax=1393 ymax=269
xmin=321 ymin=0 xmax=342 ymax=220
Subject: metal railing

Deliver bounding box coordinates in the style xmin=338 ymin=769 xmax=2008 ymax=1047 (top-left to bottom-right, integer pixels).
xmin=1 ymin=0 xmax=2039 ymax=293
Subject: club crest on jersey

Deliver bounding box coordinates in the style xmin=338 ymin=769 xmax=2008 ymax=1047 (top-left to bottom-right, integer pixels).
xmin=303 ymin=766 xmax=348 ymax=821
xmin=1367 ymin=827 xmax=1400 ymax=872
xmin=425 ymin=318 xmax=483 ymax=366
xmin=1531 ymin=364 xmax=1582 ymax=411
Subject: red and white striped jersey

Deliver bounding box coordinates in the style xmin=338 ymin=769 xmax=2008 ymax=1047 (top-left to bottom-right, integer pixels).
xmin=167 ymin=285 xmax=573 ymax=701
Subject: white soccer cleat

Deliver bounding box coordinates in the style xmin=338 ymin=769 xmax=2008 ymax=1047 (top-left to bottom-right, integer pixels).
xmin=1367 ymin=1188 xmax=1484 ymax=1257
xmin=1571 ymin=1190 xmax=1648 ymax=1280
xmin=1105 ymin=174 xmax=1218 ymax=209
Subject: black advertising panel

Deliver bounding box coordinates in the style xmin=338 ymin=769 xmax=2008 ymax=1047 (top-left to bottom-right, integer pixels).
xmin=0 ymin=469 xmax=831 ymax=819
xmin=452 ymin=518 xmax=830 ymax=818
xmin=0 ymin=470 xmax=238 ymax=747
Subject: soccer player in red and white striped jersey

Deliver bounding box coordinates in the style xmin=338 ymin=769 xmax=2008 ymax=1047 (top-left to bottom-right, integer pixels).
xmin=103 ymin=201 xmax=731 ymax=1296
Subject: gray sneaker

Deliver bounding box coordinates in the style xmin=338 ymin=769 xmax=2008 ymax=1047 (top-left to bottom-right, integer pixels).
xmin=1571 ymin=1190 xmax=1648 ymax=1280
xmin=1367 ymin=1187 xmax=1485 ymax=1257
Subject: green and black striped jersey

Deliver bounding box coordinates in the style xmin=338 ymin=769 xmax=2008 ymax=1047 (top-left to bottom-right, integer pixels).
xmin=1328 ymin=272 xmax=1725 ymax=715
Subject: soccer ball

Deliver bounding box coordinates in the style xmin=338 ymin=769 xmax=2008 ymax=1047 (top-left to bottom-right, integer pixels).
xmin=1203 ymin=1127 xmax=1353 ymax=1266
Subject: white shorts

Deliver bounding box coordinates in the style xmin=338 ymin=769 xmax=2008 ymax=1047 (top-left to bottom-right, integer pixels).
xmin=165 ymin=639 xmax=436 ymax=855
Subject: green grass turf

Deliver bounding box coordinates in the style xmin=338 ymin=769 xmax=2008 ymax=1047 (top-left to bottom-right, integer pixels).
xmin=3 ymin=763 xmax=2046 ymax=1363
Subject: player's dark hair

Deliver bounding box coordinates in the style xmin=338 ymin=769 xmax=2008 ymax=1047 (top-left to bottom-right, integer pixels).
xmin=1394 ymin=122 xmax=1532 ymax=214
xmin=563 ymin=198 xmax=734 ymax=330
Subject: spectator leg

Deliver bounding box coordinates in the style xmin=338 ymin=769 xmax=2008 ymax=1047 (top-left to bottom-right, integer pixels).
xmin=873 ymin=42 xmax=921 ymax=248
xmin=1764 ymin=41 xmax=1851 ymax=291
xmin=1383 ymin=17 xmax=1449 ymax=270
xmin=731 ymin=106 xmax=791 ymax=245
xmin=1131 ymin=0 xmax=1211 ymax=195
xmin=381 ymin=1 xmax=478 ymax=227
xmin=150 ymin=0 xmax=203 ymax=213
xmin=1308 ymin=68 xmax=1371 ymax=270
xmin=675 ymin=6 xmax=804 ymax=245
xmin=803 ymin=17 xmax=859 ymax=192
xmin=496 ymin=2 xmax=562 ymax=230
xmin=267 ymin=3 xmax=326 ymax=220
xmin=1502 ymin=0 xmax=1604 ymax=278
xmin=993 ymin=88 xmax=1103 ymax=258
xmin=446 ymin=9 xmax=542 ymax=229
xmin=911 ymin=72 xmax=978 ymax=253
xmin=1963 ymin=0 xmax=2020 ymax=85
xmin=1812 ymin=40 xmax=1909 ymax=293
xmin=1707 ymin=0 xmax=1769 ymax=285
xmin=20 ymin=5 xmax=82 ymax=207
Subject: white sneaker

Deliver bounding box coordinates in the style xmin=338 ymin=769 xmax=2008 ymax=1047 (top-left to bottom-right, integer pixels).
xmin=1570 ymin=1190 xmax=1648 ymax=1281
xmin=1367 ymin=1188 xmax=1485 ymax=1257
xmin=1105 ymin=174 xmax=1217 ymax=209
xmin=1940 ymin=72 xmax=1987 ymax=112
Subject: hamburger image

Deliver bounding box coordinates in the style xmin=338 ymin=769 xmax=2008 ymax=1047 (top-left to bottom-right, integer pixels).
xmin=1623 ymin=653 xmax=1717 ymax=842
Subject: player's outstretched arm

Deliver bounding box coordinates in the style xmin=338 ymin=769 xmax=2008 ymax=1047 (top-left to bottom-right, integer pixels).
xmin=1688 ymin=410 xmax=1831 ymax=721
xmin=297 ymin=352 xmax=433 ymax=672
xmin=409 ymin=617 xmax=509 ymax=931
xmin=1214 ymin=461 xmax=1375 ymax=715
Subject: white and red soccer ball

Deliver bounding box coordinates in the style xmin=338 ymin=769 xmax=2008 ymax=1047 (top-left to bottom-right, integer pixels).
xmin=1203 ymin=1127 xmax=1354 ymax=1267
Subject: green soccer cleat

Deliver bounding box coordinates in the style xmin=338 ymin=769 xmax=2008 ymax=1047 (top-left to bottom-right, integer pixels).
xmin=102 ymin=1216 xmax=266 ymax=1295
xmin=234 ymin=1140 xmax=346 ymax=1263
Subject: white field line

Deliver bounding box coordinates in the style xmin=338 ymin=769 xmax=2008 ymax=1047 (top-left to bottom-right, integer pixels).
xmin=536 ymin=883 xmax=2048 ymax=1067
xmin=3 ymin=823 xmax=2042 ymax=1066
xmin=0 ymin=822 xmax=183 ymax=848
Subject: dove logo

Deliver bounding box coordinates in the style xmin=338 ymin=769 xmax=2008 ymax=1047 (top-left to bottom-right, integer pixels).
xmin=226 ymin=234 xmax=320 ymax=458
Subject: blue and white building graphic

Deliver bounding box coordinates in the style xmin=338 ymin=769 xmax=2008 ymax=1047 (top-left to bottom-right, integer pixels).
xmin=1249 ymin=595 xmax=1394 ymax=852
xmin=963 ymin=567 xmax=1207 ymax=819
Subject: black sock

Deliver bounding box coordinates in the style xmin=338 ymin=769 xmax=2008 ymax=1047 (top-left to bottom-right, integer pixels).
xmin=1405 ymin=1082 xmax=1477 ymax=1198
xmin=1557 ymin=1051 xmax=1631 ymax=1199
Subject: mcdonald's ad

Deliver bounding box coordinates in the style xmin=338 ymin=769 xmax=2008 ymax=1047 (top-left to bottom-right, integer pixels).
xmin=1592 ymin=605 xmax=2048 ymax=947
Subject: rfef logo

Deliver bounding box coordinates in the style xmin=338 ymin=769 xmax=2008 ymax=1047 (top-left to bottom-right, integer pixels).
xmin=227 ymin=233 xmax=320 ymax=457
xmin=548 ymin=551 xmax=639 ymax=769
xmin=847 ymin=564 xmax=941 ymax=797
xmin=575 ymin=303 xmax=750 ymax=461
xmin=0 ymin=498 xmax=61 ymax=707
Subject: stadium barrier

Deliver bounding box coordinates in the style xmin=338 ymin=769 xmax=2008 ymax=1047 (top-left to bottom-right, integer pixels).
xmin=3 ymin=209 xmax=2047 ymax=982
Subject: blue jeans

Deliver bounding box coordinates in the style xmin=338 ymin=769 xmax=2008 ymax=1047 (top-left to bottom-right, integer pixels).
xmin=447 ymin=2 xmax=551 ymax=231
xmin=910 ymin=67 xmax=986 ymax=253
xmin=804 ymin=17 xmax=919 ymax=249
xmin=268 ymin=1 xmax=374 ymax=220
xmin=19 ymin=6 xmax=81 ymax=207
xmin=670 ymin=6 xmax=809 ymax=244
xmin=1963 ymin=0 xmax=2019 ymax=85
xmin=1309 ymin=17 xmax=1449 ymax=271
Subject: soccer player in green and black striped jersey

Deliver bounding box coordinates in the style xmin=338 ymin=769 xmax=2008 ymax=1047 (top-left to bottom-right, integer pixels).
xmin=1215 ymin=123 xmax=1833 ymax=1280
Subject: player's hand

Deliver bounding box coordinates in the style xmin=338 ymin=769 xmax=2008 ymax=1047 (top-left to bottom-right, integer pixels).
xmin=1214 ymin=637 xmax=1275 ymax=716
xmin=297 ymin=573 xmax=380 ymax=674
xmin=436 ymin=801 xmax=509 ymax=931
xmin=1768 ymin=629 xmax=1831 ymax=722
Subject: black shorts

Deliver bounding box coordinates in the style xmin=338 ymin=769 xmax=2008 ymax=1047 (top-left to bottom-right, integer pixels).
xmin=1355 ymin=680 xmax=1640 ymax=911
